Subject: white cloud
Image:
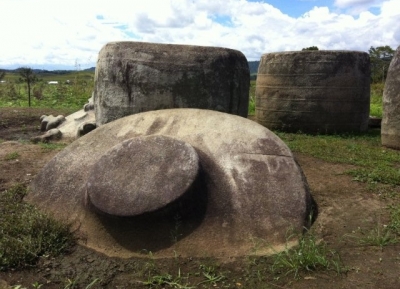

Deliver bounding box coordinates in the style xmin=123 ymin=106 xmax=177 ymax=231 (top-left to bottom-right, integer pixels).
xmin=334 ymin=0 xmax=382 ymax=14
xmin=335 ymin=0 xmax=378 ymax=7
xmin=0 ymin=0 xmax=399 ymax=69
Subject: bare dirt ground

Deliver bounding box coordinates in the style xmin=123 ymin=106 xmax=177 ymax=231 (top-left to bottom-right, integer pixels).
xmin=1 ymin=107 xmax=399 ymax=288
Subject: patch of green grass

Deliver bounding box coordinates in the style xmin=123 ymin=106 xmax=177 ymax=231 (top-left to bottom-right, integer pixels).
xmin=197 ymin=264 xmax=226 ymax=286
xmin=357 ymin=226 xmax=397 ymax=249
xmin=345 ymin=222 xmax=398 ymax=250
xmin=32 ymin=282 xmax=43 ymax=289
xmin=140 ymin=260 xmax=229 ymax=289
xmin=4 ymin=151 xmax=20 ymax=160
xmin=370 ymin=83 xmax=383 ymax=118
xmin=39 ymin=142 xmax=68 ymax=151
xmin=388 ymin=204 xmax=400 ymax=235
xmin=370 ymin=103 xmax=382 ymax=118
xmin=347 ymin=168 xmax=400 ymax=186
xmin=344 ymin=208 xmax=399 ymax=250
xmin=277 ymin=131 xmax=400 ymax=186
xmin=0 ymin=72 xmax=92 ymax=110
xmin=270 ymin=230 xmax=345 ymax=279
xmin=142 ymin=269 xmax=194 ymax=289
xmin=248 ymin=80 xmax=256 ymax=115
xmin=0 ymin=184 xmax=75 ymax=270
xmin=63 ymin=278 xmax=100 ymax=289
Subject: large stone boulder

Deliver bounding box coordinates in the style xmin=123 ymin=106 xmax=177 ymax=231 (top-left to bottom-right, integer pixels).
xmin=255 ymin=50 xmax=370 ymax=133
xmin=27 ymin=109 xmax=315 ymax=258
xmin=382 ymin=46 xmax=400 ymax=149
xmin=93 ymin=41 xmax=250 ymax=126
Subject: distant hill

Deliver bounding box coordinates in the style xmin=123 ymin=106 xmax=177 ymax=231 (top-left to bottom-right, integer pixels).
xmin=0 ymin=67 xmax=96 ymax=74
xmin=83 ymin=67 xmax=96 ymax=72
xmin=2 ymin=64 xmax=256 ymax=77
xmin=248 ymin=61 xmax=259 ymax=74
xmin=248 ymin=61 xmax=259 ymax=80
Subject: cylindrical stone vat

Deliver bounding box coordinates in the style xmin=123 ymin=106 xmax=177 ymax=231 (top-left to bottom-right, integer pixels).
xmin=255 ymin=50 xmax=370 ymax=133
xmin=94 ymin=41 xmax=250 ymax=126
xmin=382 ymin=46 xmax=400 ymax=150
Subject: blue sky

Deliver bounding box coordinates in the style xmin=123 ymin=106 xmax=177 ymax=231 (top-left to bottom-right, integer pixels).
xmin=0 ymin=0 xmax=398 ymax=70
xmin=255 ymin=0 xmax=331 ymax=17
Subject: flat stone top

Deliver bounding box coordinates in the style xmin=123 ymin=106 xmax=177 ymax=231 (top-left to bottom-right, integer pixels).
xmin=86 ymin=135 xmax=199 ymax=216
xmin=102 ymin=41 xmax=245 ymax=55
xmin=262 ymin=50 xmax=369 ymax=56
xmin=98 ymin=41 xmax=249 ymax=68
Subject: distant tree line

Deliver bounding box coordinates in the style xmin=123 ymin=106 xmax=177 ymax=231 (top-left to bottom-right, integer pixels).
xmin=369 ymin=45 xmax=394 ymax=83
xmin=248 ymin=61 xmax=259 ymax=74
xmin=302 ymin=46 xmax=319 ymax=51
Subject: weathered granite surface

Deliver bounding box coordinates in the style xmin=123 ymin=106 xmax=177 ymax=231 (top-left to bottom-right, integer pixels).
xmin=27 ymin=109 xmax=315 ymax=258
xmin=94 ymin=41 xmax=250 ymax=125
xmin=382 ymin=46 xmax=400 ymax=149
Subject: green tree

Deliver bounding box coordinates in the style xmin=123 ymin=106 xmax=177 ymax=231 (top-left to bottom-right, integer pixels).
xmin=0 ymin=70 xmax=5 ymax=81
xmin=302 ymin=46 xmax=319 ymax=51
xmin=369 ymin=46 xmax=395 ymax=83
xmin=18 ymin=67 xmax=38 ymax=107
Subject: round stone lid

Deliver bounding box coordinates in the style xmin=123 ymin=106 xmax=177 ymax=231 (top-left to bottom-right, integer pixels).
xmin=86 ymin=135 xmax=200 ymax=216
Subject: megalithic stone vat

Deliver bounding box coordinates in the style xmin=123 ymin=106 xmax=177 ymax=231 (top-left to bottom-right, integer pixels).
xmin=382 ymin=46 xmax=400 ymax=150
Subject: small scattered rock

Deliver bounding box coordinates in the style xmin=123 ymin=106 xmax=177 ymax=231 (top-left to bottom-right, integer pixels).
xmin=77 ymin=122 xmax=96 ymax=137
xmin=40 ymin=115 xmax=66 ymax=132
xmin=368 ymin=116 xmax=382 ymax=128
xmin=0 ymin=279 xmax=10 ymax=289
xmin=84 ymin=95 xmax=94 ymax=112
xmin=31 ymin=128 xmax=62 ymax=143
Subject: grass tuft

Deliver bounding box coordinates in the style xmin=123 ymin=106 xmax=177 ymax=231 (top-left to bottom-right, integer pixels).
xmin=197 ymin=264 xmax=226 ymax=286
xmin=388 ymin=204 xmax=400 ymax=236
xmin=357 ymin=226 xmax=397 ymax=249
xmin=370 ymin=83 xmax=383 ymax=118
xmin=270 ymin=230 xmax=346 ymax=279
xmin=0 ymin=184 xmax=75 ymax=270
xmin=142 ymin=269 xmax=194 ymax=289
xmin=39 ymin=142 xmax=68 ymax=151
xmin=4 ymin=151 xmax=20 ymax=161
xmin=248 ymin=80 xmax=256 ymax=116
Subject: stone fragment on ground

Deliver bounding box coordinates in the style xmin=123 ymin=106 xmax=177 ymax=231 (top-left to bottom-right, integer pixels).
xmin=31 ymin=128 xmax=62 ymax=143
xmin=40 ymin=114 xmax=66 ymax=131
xmin=57 ymin=109 xmax=96 ymax=138
xmin=368 ymin=116 xmax=382 ymax=128
xmin=0 ymin=279 xmax=10 ymax=289
xmin=33 ymin=108 xmax=96 ymax=143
